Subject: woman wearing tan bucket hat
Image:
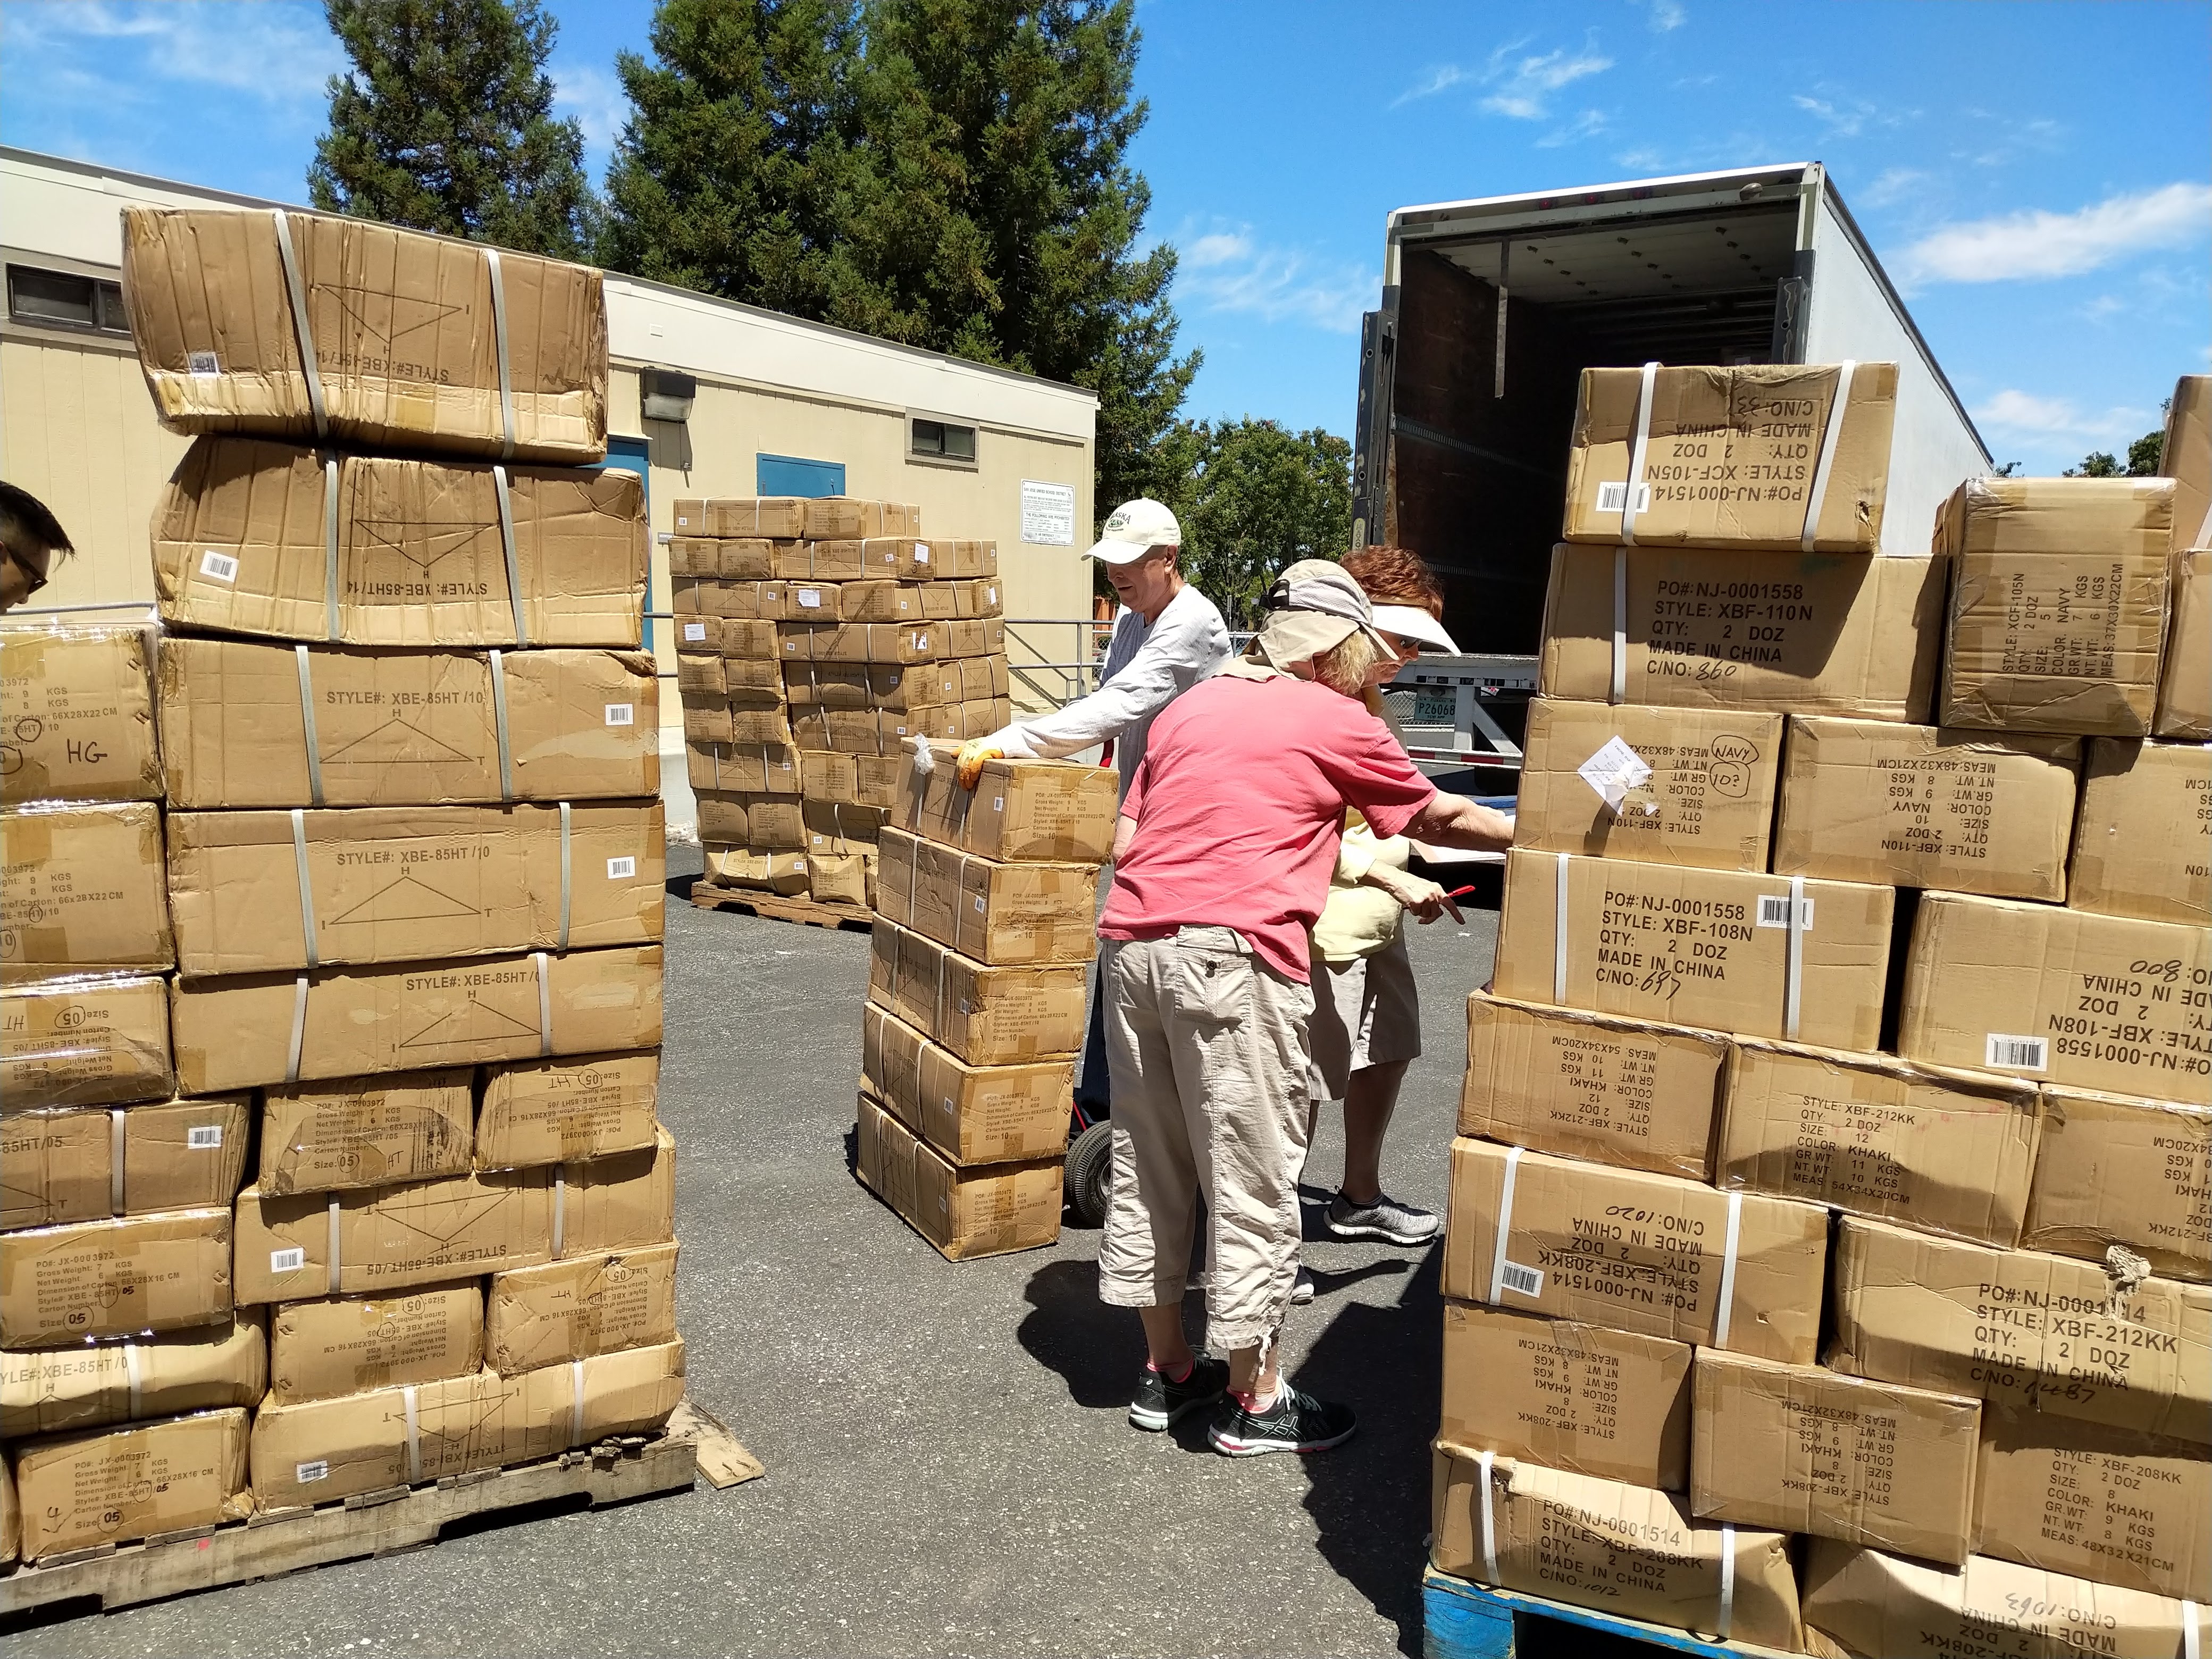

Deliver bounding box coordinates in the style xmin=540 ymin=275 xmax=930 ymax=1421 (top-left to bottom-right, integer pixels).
xmin=1095 ymin=560 xmax=1512 ymax=1456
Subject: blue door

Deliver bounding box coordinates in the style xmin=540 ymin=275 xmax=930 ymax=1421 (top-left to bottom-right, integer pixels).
xmin=757 ymin=453 xmax=846 ymax=497
xmin=601 ymin=435 xmax=652 ymax=650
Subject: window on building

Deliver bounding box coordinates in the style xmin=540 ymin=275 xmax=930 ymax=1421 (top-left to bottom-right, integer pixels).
xmin=6 ymin=265 xmax=130 ymax=336
xmin=909 ymin=416 xmax=978 ymax=465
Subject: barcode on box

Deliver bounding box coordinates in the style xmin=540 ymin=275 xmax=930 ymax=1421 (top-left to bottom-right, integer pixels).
xmin=1756 ymin=894 xmax=1814 ymax=929
xmin=992 ymin=797 xmax=1004 ymax=811
xmin=188 ymin=350 xmax=221 ymax=376
xmin=604 ymin=703 xmax=634 ymax=727
xmin=793 ymin=859 xmax=807 ymax=872
xmin=198 ymin=550 xmax=240 ymax=584
xmin=1595 ymin=481 xmax=1652 ymax=514
xmin=295 ymin=1460 xmax=329 ymax=1485
xmin=682 ymin=622 xmax=707 ymax=641
xmin=1985 ymin=1033 xmax=2048 ymax=1071
xmin=973 ymin=895 xmax=986 ymax=912
xmin=606 ymin=857 xmax=636 ymax=881
xmin=270 ymin=1247 xmax=306 ymax=1274
xmin=186 ymin=1125 xmax=224 ymax=1150
xmin=1497 ymin=1260 xmax=1544 ymax=1298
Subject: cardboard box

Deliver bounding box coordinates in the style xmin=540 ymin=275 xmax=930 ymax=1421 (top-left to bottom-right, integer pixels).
xmin=1538 ymin=546 xmax=1945 ymax=720
xmin=2162 ymin=375 xmax=2210 ymax=552
xmin=1440 ymin=1137 xmax=1827 ymax=1362
xmin=776 ymin=537 xmax=990 ymax=581
xmin=867 ymin=919 xmax=1088 ymax=1065
xmin=484 ymin=1242 xmax=679 ymax=1374
xmin=248 ymin=1341 xmax=684 ymax=1508
xmin=1898 ymin=892 xmax=2211 ymax=1097
xmin=1691 ymin=1347 xmax=1981 ymax=1563
xmin=2024 ymin=1085 xmax=2211 ymax=1283
xmin=1 ymin=1096 xmax=251 ymax=1229
xmin=669 ymin=576 xmax=788 ymax=619
xmin=1562 ymin=362 xmax=1897 ymax=551
xmin=1797 ymin=1538 xmax=2209 ymax=1659
xmin=666 ymin=534 xmax=775 ymax=579
xmin=0 ymin=1208 xmax=232 ymax=1347
xmin=776 ymin=618 xmax=1004 ymax=666
xmin=783 ymin=656 xmax=1008 ymax=710
xmin=0 ymin=618 xmax=162 ymax=806
xmin=476 ymin=1049 xmax=660 ymax=1169
xmin=802 ymin=795 xmax=887 ymax=854
xmin=545 ymin=1129 xmax=676 ymax=1256
xmin=158 ymin=638 xmax=660 ymax=809
xmin=1439 ymin=1301 xmax=1692 ymax=1490
xmin=1717 ymin=1040 xmax=2041 ymax=1246
xmin=166 ymin=801 xmax=664 ymax=976
xmin=1827 ymin=1216 xmax=2211 ymax=1444
xmin=2069 ymin=739 xmax=2210 ymax=926
xmin=684 ymin=741 xmax=800 ymax=797
xmin=713 ymin=617 xmax=778 ymax=660
xmin=1774 ymin=716 xmax=2082 ymax=900
xmin=1511 ymin=699 xmax=1781 ymax=873
xmin=860 ymin=1001 xmax=1072 ymax=1166
xmin=854 ymin=1094 xmax=1061 ymax=1261
xmin=674 ymin=652 xmax=726 ymax=699
xmin=807 ymin=850 xmax=875 ymax=909
xmin=1492 ymin=848 xmax=1894 ymax=1050
xmin=1 ymin=802 xmax=172 ymax=970
xmin=2156 ymin=548 xmax=2210 ymax=738
xmin=0 ymin=971 xmax=173 ymax=1109
xmin=898 ymin=744 xmax=1117 ymax=865
xmin=13 ymin=1407 xmax=251 ymax=1561
xmin=754 ymin=577 xmax=998 ymax=625
xmin=876 ymin=827 xmax=1098 ymax=966
xmin=1973 ymin=1405 xmax=2210 ymax=1601
xmin=700 ymin=847 xmax=810 ymax=894
xmin=791 ymin=698 xmax=1009 ymax=756
xmin=682 ymin=699 xmax=793 ymax=748
xmin=696 ymin=790 xmax=805 ymax=850
xmin=169 ymin=944 xmax=664 ymax=1093
xmin=801 ymin=751 xmax=905 ymax=811
xmin=258 ymin=1069 xmax=475 ymax=1196
xmin=799 ymin=499 xmax=921 ymax=540
xmin=672 ymin=498 xmax=805 ymax=539
xmin=1 ymin=1454 xmax=12 ymax=1562
xmin=1430 ymin=1447 xmax=1802 ymax=1651
xmin=268 ymin=1283 xmax=483 ymax=1404
xmin=1458 ymin=992 xmax=1728 ymax=1180
xmin=152 ymin=437 xmax=646 ymax=646
xmin=1937 ymin=476 xmax=2176 ymax=736
xmin=0 ymin=1314 xmax=265 ymax=1439
xmin=121 ymin=206 xmax=606 ymax=462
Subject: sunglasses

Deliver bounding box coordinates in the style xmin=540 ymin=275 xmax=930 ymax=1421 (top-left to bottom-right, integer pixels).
xmin=7 ymin=547 xmax=49 ymax=599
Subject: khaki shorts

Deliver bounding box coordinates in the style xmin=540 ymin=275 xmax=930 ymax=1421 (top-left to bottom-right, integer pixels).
xmin=1307 ymin=929 xmax=1422 ymax=1101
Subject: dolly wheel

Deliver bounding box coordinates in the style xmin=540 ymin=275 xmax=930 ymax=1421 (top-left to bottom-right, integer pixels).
xmin=1065 ymin=1119 xmax=1114 ymax=1228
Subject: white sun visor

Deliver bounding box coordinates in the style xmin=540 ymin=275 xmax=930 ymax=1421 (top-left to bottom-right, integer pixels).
xmin=1372 ymin=604 xmax=1461 ymax=654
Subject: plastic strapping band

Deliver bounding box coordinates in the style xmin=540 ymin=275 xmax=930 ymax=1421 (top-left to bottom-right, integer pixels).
xmin=551 ymin=1168 xmax=567 ymax=1258
xmin=285 ymin=975 xmax=310 ymax=1084
xmin=489 ymin=649 xmax=515 ymax=802
xmin=485 ymin=247 xmax=515 ymax=460
xmin=1610 ymin=546 xmax=1628 ymax=705
xmin=1619 ymin=359 xmax=1658 ymax=546
xmin=569 ymin=1359 xmax=586 ymax=1448
xmin=322 ymin=455 xmax=342 ymax=641
xmin=533 ymin=950 xmax=553 ymax=1057
xmin=1486 ymin=1145 xmax=1524 ymax=1304
xmin=294 ymin=646 xmax=326 ymax=807
xmin=1713 ymin=1189 xmax=1745 ymax=1347
xmin=290 ymin=808 xmax=321 ymax=968
xmin=557 ymin=802 xmax=572 ymax=951
xmin=122 ymin=1342 xmax=143 ymax=1418
xmin=1552 ymin=853 xmax=1571 ymax=1004
xmin=1474 ymin=1449 xmax=1499 ymax=1583
xmin=2181 ymin=1603 xmax=2201 ymax=1659
xmin=109 ymin=1109 xmax=127 ymax=1214
xmin=1783 ymin=874 xmax=1806 ymax=1042
xmin=325 ymin=1196 xmax=342 ymax=1295
xmin=403 ymin=1385 xmax=422 ymax=1484
xmin=1715 ymin=1525 xmax=1737 ymax=1640
xmin=270 ymin=210 xmax=329 ymax=440
xmin=1799 ymin=360 xmax=1856 ymax=554
xmin=493 ymin=464 xmax=528 ymax=647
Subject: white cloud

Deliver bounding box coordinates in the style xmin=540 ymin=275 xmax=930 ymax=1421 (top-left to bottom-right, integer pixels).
xmin=1536 ymin=110 xmax=1609 ymax=149
xmin=6 ymin=0 xmax=340 ymax=105
xmin=1649 ymin=0 xmax=1687 ymax=30
xmin=1792 ymin=91 xmax=1915 ymax=140
xmin=1899 ymin=182 xmax=2212 ymax=284
xmin=1391 ymin=63 xmax=1473 ymax=108
xmin=1394 ymin=38 xmax=1612 ymax=119
xmin=1174 ymin=221 xmax=1373 ymax=334
xmin=1860 ymin=167 xmax=1928 ymax=210
xmin=553 ymin=61 xmax=629 ymax=162
xmin=1972 ymin=389 xmax=2150 ymax=449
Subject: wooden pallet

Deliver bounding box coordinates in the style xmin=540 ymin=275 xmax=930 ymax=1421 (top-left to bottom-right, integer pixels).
xmin=1422 ymin=1568 xmax=1799 ymax=1659
xmin=687 ymin=881 xmax=873 ymax=933
xmin=0 ymin=1401 xmax=758 ymax=1622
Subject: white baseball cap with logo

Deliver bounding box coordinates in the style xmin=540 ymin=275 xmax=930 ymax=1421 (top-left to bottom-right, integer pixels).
xmin=1085 ymin=498 xmax=1182 ymax=565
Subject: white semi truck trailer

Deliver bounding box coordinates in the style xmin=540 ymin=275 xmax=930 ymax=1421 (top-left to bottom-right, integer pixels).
xmin=1354 ymin=162 xmax=1991 ymax=774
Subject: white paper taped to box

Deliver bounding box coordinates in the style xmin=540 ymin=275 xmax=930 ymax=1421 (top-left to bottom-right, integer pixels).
xmin=1577 ymin=735 xmax=1654 ymax=814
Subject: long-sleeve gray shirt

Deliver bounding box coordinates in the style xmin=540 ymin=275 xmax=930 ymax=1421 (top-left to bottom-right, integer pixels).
xmin=996 ymin=583 xmax=1229 ymax=801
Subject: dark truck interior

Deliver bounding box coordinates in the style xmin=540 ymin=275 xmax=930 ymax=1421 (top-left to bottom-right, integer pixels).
xmin=1379 ymin=198 xmax=1804 ymax=657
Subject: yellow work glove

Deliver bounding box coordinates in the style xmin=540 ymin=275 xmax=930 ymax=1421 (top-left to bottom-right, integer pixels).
xmin=955 ymin=739 xmax=1005 ymax=790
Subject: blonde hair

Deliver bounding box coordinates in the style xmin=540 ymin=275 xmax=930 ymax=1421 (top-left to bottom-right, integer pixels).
xmin=1310 ymin=630 xmax=1378 ymax=697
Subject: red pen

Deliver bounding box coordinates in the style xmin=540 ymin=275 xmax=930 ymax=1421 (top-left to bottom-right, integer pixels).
xmin=1443 ymin=885 xmax=1478 ymax=900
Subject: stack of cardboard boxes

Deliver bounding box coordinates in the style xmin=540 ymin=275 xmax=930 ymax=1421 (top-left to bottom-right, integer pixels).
xmin=1432 ymin=364 xmax=2210 ymax=1655
xmin=0 ymin=208 xmax=686 ymax=1568
xmin=673 ymin=499 xmax=1014 ymax=911
xmin=855 ymin=742 xmax=1117 ymax=1259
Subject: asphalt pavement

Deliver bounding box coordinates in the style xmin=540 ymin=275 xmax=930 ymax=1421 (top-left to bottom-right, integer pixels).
xmin=4 ymin=845 xmax=1533 ymax=1659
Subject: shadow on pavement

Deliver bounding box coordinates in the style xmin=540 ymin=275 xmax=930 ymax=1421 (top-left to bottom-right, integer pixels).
xmin=1293 ymin=1243 xmax=1444 ymax=1659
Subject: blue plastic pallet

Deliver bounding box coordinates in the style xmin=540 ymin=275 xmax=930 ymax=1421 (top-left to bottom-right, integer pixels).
xmin=1422 ymin=1569 xmax=1800 ymax=1659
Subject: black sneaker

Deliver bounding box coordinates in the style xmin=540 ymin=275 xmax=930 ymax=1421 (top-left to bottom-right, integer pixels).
xmin=1326 ymin=1191 xmax=1439 ymax=1246
xmin=1208 ymin=1385 xmax=1358 ymax=1456
xmin=1127 ymin=1355 xmax=1229 ymax=1432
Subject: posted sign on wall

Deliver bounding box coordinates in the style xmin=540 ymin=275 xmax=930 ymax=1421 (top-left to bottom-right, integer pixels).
xmin=1020 ymin=480 xmax=1077 ymax=547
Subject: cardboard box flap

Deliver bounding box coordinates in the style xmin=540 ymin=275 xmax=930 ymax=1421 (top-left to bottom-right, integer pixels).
xmin=0 ymin=1313 xmax=266 ymax=1439
xmin=0 ymin=617 xmax=161 ymax=806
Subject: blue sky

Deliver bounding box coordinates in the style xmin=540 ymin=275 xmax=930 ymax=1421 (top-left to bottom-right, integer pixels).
xmin=5 ymin=0 xmax=2207 ymax=474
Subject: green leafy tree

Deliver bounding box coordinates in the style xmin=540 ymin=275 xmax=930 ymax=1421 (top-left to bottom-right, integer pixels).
xmin=2066 ymin=450 xmax=2124 ymax=477
xmin=1176 ymin=419 xmax=1352 ymax=627
xmin=2126 ymin=427 xmax=2165 ymax=476
xmin=311 ymin=0 xmax=599 ymax=258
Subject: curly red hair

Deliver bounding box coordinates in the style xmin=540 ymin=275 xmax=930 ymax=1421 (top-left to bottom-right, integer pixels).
xmin=1341 ymin=544 xmax=1443 ymax=618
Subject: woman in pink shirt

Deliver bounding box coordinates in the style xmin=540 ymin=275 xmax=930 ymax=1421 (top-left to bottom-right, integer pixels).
xmin=1099 ymin=561 xmax=1514 ymax=1456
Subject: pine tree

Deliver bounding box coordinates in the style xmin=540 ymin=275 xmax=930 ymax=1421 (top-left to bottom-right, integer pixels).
xmin=309 ymin=0 xmax=599 ymax=259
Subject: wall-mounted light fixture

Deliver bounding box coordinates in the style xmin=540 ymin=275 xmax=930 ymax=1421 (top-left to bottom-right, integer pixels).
xmin=641 ymin=366 xmax=697 ymax=424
